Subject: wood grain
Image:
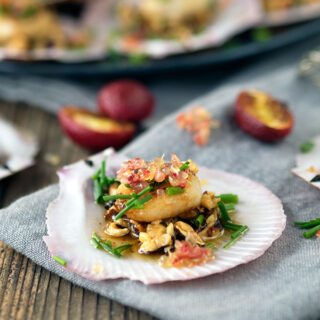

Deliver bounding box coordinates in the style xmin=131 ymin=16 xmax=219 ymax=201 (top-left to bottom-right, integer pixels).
xmin=0 ymin=101 xmax=157 ymax=320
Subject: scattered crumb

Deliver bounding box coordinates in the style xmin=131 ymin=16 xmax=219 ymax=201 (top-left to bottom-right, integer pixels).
xmin=176 ymin=106 xmax=220 ymax=146
xmin=200 ymin=179 xmax=209 ymax=186
xmin=93 ymin=263 xmax=104 ymax=274
xmin=44 ymin=153 xmax=61 ymax=166
xmin=306 ymin=166 xmax=317 ymax=173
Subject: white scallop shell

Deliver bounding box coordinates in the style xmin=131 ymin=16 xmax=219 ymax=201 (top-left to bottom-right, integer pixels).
xmin=44 ymin=149 xmax=286 ymax=284
xmin=291 ymin=136 xmax=320 ymax=190
xmin=0 ymin=118 xmax=38 ymax=180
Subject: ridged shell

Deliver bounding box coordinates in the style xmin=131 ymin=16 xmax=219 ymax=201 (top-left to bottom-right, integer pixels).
xmin=44 ymin=149 xmax=286 ymax=284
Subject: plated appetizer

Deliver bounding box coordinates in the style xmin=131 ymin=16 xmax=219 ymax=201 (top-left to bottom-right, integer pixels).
xmin=44 ymin=149 xmax=286 ymax=284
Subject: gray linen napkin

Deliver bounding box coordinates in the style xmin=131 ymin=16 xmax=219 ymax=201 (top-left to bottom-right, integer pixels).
xmin=1 ymin=64 xmax=320 ymax=320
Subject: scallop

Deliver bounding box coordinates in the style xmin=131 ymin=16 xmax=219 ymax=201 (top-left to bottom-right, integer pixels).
xmin=117 ymin=174 xmax=202 ymax=222
xmin=44 ymin=149 xmax=286 ymax=284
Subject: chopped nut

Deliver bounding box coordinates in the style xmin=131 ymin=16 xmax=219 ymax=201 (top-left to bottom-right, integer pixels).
xmin=105 ymin=220 xmax=130 ymax=237
xmin=201 ymin=191 xmax=217 ymax=210
xmin=198 ymin=213 xmax=223 ymax=241
xmin=129 ymin=220 xmax=145 ymax=237
xmin=175 ymin=221 xmax=204 ymax=245
xmin=139 ymin=223 xmax=172 ymax=253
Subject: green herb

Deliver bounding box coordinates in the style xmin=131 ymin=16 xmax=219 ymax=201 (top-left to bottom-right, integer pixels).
xmin=218 ymin=201 xmax=231 ymax=223
xmin=53 ymin=256 xmax=67 ymax=266
xmin=113 ymin=244 xmax=133 ymax=255
xmin=252 ymin=27 xmax=272 ymax=42
xmin=300 ymin=141 xmax=315 ymax=153
xmin=223 ymin=226 xmax=248 ymax=249
xmin=303 ymin=224 xmax=320 ymax=239
xmin=115 ymin=186 xmax=153 ymax=220
xmin=205 ymin=243 xmax=215 ymax=249
xmin=90 ymin=238 xmax=100 ymax=249
xmin=128 ymin=52 xmax=148 ymax=65
xmin=133 ymin=194 xmax=152 ymax=209
xmin=224 ymin=203 xmax=235 ymax=211
xmin=92 ymin=169 xmax=101 ymax=180
xmin=0 ymin=5 xmax=8 ymax=16
xmin=22 ymin=6 xmax=37 ymax=18
xmin=93 ymin=179 xmax=103 ymax=204
xmin=99 ymin=240 xmax=121 ymax=258
xmin=222 ymin=222 xmax=243 ymax=231
xmin=92 ymin=159 xmax=118 ymax=204
xmin=114 ymin=201 xmax=136 ymax=220
xmin=107 ymin=47 xmax=122 ymax=62
xmin=166 ymin=187 xmax=185 ymax=196
xmin=103 ymin=194 xmax=132 ymax=201
xmin=91 ymin=233 xmax=132 ymax=258
xmin=179 ymin=161 xmax=190 ymax=171
xmin=100 ymin=160 xmax=107 ymax=186
xmin=231 ymin=225 xmax=248 ymax=239
xmin=195 ymin=214 xmax=205 ymax=228
xmin=294 ymin=218 xmax=320 ymax=229
xmin=217 ymin=194 xmax=239 ymax=203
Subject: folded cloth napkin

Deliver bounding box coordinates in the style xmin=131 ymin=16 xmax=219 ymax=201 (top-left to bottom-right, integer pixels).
xmin=1 ymin=63 xmax=320 ymax=320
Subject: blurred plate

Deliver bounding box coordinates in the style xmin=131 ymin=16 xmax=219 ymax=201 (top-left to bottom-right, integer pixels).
xmin=0 ymin=18 xmax=320 ymax=77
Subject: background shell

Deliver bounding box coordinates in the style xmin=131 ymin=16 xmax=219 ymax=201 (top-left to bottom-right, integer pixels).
xmin=44 ymin=149 xmax=286 ymax=284
xmin=0 ymin=118 xmax=38 ymax=180
xmin=291 ymin=136 xmax=320 ymax=190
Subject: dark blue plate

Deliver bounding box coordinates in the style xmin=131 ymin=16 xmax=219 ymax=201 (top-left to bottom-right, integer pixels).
xmin=1 ymin=19 xmax=320 ymax=76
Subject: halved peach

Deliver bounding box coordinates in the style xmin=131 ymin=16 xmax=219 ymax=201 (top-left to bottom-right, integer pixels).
xmin=234 ymin=90 xmax=294 ymax=142
xmin=58 ymin=106 xmax=136 ymax=150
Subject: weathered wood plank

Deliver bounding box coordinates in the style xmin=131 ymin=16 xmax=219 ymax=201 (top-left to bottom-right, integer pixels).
xmin=0 ymin=101 xmax=156 ymax=320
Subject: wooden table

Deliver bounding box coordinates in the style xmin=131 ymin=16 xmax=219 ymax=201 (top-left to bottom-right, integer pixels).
xmin=0 ymin=101 xmax=157 ymax=320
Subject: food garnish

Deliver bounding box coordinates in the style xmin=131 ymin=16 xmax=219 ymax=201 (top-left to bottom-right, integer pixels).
xmin=300 ymin=141 xmax=315 ymax=153
xmin=44 ymin=149 xmax=286 ymax=283
xmin=234 ymin=90 xmax=294 ymax=142
xmin=53 ymin=255 xmax=67 ymax=266
xmin=58 ymin=106 xmax=136 ymax=150
xmin=91 ymin=153 xmax=248 ymax=267
xmin=294 ymin=218 xmax=320 ymax=239
xmin=176 ymin=106 xmax=220 ymax=146
xmin=91 ymin=233 xmax=132 ymax=258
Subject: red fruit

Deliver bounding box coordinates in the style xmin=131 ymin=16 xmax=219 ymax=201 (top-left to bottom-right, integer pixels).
xmin=58 ymin=106 xmax=136 ymax=150
xmin=97 ymin=80 xmax=154 ymax=122
xmin=234 ymin=90 xmax=294 ymax=142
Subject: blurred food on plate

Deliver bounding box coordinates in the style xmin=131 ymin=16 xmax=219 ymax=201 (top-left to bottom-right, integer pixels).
xmin=0 ymin=0 xmax=320 ymax=61
xmin=263 ymin=0 xmax=320 ymax=12
xmin=117 ymin=0 xmax=217 ymax=39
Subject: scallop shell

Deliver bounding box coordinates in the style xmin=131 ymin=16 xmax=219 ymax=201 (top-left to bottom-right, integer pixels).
xmin=0 ymin=118 xmax=38 ymax=180
xmin=44 ymin=149 xmax=286 ymax=284
xmin=291 ymin=136 xmax=320 ymax=190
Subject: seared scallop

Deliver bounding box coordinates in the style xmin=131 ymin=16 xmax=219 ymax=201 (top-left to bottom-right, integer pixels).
xmin=117 ymin=174 xmax=202 ymax=222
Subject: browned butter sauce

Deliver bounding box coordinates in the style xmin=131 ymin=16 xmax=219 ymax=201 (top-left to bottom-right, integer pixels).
xmin=98 ymin=224 xmax=233 ymax=267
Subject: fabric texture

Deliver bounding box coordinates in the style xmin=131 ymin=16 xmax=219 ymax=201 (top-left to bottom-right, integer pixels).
xmin=1 ymin=63 xmax=320 ymax=320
